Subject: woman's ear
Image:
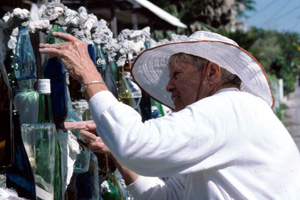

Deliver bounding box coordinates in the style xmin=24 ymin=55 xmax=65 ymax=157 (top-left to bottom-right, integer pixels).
xmin=206 ymin=62 xmax=222 ymax=85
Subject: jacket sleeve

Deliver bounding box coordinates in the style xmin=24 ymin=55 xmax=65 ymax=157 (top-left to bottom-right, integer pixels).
xmin=89 ymin=91 xmax=246 ymax=177
xmin=126 ymin=175 xmax=186 ymax=200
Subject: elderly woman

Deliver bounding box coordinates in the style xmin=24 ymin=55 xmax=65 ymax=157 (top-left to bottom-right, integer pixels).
xmin=40 ymin=31 xmax=300 ymax=199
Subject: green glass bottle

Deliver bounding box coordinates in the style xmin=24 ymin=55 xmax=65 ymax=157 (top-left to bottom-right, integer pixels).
xmin=108 ymin=57 xmax=118 ymax=83
xmin=14 ymin=79 xmax=39 ymax=124
xmin=37 ymin=79 xmax=63 ymax=200
xmin=151 ymin=99 xmax=165 ymax=119
xmin=38 ymin=79 xmax=53 ymax=123
xmin=94 ymin=44 xmax=107 ymax=78
xmin=101 ymin=176 xmax=121 ymax=200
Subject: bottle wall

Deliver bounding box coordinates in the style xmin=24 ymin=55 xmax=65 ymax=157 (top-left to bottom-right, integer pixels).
xmin=0 ymin=2 xmax=169 ymax=199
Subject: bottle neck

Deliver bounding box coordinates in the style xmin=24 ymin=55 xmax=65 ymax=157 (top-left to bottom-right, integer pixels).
xmin=37 ymin=80 xmax=53 ymax=123
xmin=38 ymin=93 xmax=53 ymax=123
xmin=17 ymin=79 xmax=35 ymax=92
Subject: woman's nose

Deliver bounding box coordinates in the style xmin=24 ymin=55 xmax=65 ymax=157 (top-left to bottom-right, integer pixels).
xmin=166 ymin=79 xmax=174 ymax=93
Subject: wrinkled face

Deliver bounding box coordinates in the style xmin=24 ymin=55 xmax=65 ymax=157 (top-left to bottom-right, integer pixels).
xmin=166 ymin=61 xmax=202 ymax=111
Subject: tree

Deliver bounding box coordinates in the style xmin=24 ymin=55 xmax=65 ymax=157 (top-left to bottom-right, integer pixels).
xmin=149 ymin=0 xmax=255 ymax=31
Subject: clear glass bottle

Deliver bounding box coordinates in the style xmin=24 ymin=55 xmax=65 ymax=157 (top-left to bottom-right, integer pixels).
xmin=123 ymin=71 xmax=142 ymax=109
xmin=118 ymin=64 xmax=132 ymax=106
xmin=12 ymin=26 xmax=37 ymax=80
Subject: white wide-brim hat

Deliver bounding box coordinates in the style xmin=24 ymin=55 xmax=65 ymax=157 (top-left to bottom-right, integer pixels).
xmin=131 ymin=31 xmax=274 ymax=110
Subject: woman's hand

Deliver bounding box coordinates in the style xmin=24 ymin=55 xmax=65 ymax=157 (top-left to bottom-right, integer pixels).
xmin=80 ymin=123 xmax=112 ymax=156
xmin=65 ymin=121 xmax=139 ymax=184
xmin=64 ymin=121 xmax=111 ymax=156
xmin=39 ymin=32 xmax=102 ymax=84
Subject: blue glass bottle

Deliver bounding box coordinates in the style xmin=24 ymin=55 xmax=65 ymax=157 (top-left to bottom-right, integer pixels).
xmin=43 ymin=24 xmax=67 ymax=200
xmin=44 ymin=24 xmax=68 ymax=128
xmin=0 ymin=59 xmax=14 ymax=170
xmin=5 ymin=111 xmax=37 ymax=200
xmin=12 ymin=26 xmax=37 ymax=80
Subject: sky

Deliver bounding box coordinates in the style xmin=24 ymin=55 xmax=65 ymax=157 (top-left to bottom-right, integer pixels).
xmin=242 ymin=0 xmax=300 ymax=33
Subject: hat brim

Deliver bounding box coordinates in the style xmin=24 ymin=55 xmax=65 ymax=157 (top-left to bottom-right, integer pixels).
xmin=131 ymin=41 xmax=274 ymax=110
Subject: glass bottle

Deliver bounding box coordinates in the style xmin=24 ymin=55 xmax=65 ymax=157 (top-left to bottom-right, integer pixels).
xmin=108 ymin=57 xmax=118 ymax=84
xmin=144 ymin=41 xmax=150 ymax=49
xmin=118 ymin=63 xmax=132 ymax=106
xmin=101 ymin=175 xmax=122 ymax=200
xmin=36 ymin=79 xmax=62 ymax=200
xmin=151 ymin=99 xmax=165 ymax=119
xmin=104 ymin=54 xmax=119 ymax=99
xmin=37 ymin=79 xmax=53 ymax=123
xmin=13 ymin=79 xmax=39 ymax=124
xmin=11 ymin=25 xmax=39 ymax=124
xmin=139 ymin=41 xmax=152 ymax=121
xmin=44 ymin=57 xmax=68 ymax=127
xmin=123 ymin=59 xmax=142 ymax=109
xmin=44 ymin=24 xmax=68 ymax=128
xmin=4 ymin=50 xmax=18 ymax=95
xmin=5 ymin=111 xmax=37 ymax=200
xmin=94 ymin=44 xmax=107 ymax=78
xmin=65 ymin=87 xmax=90 ymax=174
xmin=12 ymin=26 xmax=37 ymax=80
xmin=76 ymin=152 xmax=100 ymax=200
xmin=0 ymin=60 xmax=14 ymax=170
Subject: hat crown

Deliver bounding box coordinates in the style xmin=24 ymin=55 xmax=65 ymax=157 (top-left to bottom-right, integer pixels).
xmin=188 ymin=31 xmax=238 ymax=46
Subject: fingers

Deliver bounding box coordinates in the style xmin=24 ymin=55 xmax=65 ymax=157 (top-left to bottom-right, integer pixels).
xmin=86 ymin=123 xmax=97 ymax=130
xmin=80 ymin=130 xmax=111 ymax=155
xmin=52 ymin=32 xmax=79 ymax=42
xmin=39 ymin=42 xmax=71 ymax=49
xmin=39 ymin=47 xmax=63 ymax=57
xmin=88 ymin=142 xmax=107 ymax=153
xmin=64 ymin=120 xmax=94 ymax=129
xmin=39 ymin=42 xmax=72 ymax=57
xmin=80 ymin=129 xmax=98 ymax=141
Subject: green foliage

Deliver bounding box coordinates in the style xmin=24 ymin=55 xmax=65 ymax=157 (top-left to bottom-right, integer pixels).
xmin=220 ymin=27 xmax=300 ymax=96
xmin=149 ymin=0 xmax=256 ymax=30
xmin=274 ymin=103 xmax=289 ymax=121
xmin=267 ymin=73 xmax=279 ymax=97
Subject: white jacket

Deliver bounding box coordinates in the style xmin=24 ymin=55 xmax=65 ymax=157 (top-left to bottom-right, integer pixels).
xmin=89 ymin=88 xmax=300 ymax=199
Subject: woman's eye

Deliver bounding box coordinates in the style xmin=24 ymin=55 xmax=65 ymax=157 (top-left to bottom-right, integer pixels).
xmin=174 ymin=72 xmax=180 ymax=78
